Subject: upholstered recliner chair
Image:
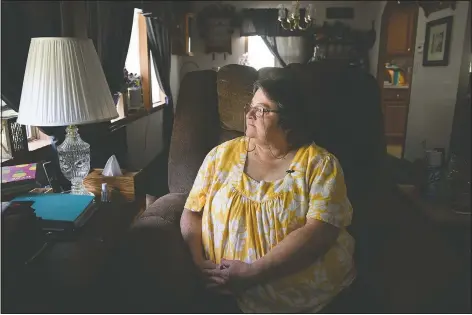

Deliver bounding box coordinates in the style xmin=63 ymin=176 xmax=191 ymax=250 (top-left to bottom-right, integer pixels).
xmin=116 ymin=62 xmax=388 ymax=313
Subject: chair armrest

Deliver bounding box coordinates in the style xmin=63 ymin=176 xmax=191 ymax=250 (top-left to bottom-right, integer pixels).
xmin=118 ymin=193 xmax=201 ymax=312
xmin=140 ymin=192 xmax=188 ymax=224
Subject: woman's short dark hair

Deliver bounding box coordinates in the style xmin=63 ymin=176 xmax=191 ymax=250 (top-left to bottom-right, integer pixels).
xmin=253 ymin=73 xmax=312 ymax=149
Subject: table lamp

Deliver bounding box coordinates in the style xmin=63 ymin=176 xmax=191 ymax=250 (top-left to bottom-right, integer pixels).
xmin=17 ymin=37 xmax=119 ymax=195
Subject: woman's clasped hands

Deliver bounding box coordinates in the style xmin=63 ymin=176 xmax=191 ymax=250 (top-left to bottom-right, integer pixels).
xmin=199 ymin=259 xmax=259 ymax=295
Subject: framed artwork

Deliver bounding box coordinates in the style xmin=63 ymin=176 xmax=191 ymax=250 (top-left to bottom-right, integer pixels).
xmin=423 ymin=15 xmax=453 ymax=66
xmin=197 ymin=4 xmax=237 ymax=55
xmin=418 ymin=1 xmax=456 ymax=18
xmin=204 ymin=18 xmax=233 ymax=54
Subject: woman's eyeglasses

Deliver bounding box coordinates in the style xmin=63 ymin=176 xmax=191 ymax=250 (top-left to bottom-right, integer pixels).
xmin=244 ymin=104 xmax=280 ymax=118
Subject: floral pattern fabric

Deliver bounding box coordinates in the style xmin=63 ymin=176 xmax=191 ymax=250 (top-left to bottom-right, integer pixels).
xmin=185 ymin=137 xmax=356 ymax=313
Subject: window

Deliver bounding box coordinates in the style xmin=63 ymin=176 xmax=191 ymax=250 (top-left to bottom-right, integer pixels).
xmin=468 ymin=51 xmax=471 ymax=73
xmin=125 ymin=9 xmax=142 ymax=76
xmin=1 ymin=99 xmax=51 ymax=156
xmin=25 ymin=125 xmax=37 ymax=141
xmin=121 ymin=8 xmax=166 ymax=117
xmin=150 ymin=53 xmax=167 ymax=107
xmin=26 ymin=126 xmax=51 ymax=151
xmin=1 ymin=122 xmax=12 ymax=162
xmin=246 ymin=36 xmax=275 ymax=70
xmin=1 ymin=100 xmax=13 ymax=162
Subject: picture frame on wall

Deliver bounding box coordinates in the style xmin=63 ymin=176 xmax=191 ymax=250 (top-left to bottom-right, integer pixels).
xmin=423 ymin=15 xmax=453 ymax=66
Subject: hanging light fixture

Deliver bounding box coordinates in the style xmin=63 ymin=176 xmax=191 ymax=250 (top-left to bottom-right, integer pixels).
xmin=278 ymin=0 xmax=314 ymax=31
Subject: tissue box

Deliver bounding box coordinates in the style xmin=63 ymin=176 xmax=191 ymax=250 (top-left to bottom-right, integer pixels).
xmin=84 ymin=169 xmax=144 ymax=202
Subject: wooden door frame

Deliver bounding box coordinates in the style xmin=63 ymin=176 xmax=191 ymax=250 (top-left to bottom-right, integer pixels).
xmin=376 ymin=2 xmax=419 ymax=159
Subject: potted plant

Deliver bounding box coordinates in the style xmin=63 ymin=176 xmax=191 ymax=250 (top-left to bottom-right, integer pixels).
xmin=123 ymin=69 xmax=143 ymax=110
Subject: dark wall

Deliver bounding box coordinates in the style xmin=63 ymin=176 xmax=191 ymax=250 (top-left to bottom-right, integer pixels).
xmin=449 ymin=74 xmax=471 ymax=162
xmin=449 ymin=4 xmax=471 ymax=163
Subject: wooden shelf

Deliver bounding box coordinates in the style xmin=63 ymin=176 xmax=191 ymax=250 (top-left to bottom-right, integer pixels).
xmin=384 ymin=84 xmax=409 ymax=89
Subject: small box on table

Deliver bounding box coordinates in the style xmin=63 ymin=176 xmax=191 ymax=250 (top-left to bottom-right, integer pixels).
xmin=83 ymin=168 xmax=145 ymax=203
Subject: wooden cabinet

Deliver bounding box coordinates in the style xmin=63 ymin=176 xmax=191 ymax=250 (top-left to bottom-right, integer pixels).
xmin=378 ymin=3 xmax=418 ymax=145
xmin=170 ymin=2 xmax=193 ymax=56
xmin=203 ymin=18 xmax=233 ymax=54
xmin=382 ymin=87 xmax=412 ymax=141
xmin=383 ymin=88 xmax=410 ymax=102
xmin=386 ymin=5 xmax=417 ymax=55
xmin=171 ymin=13 xmax=194 ymax=56
xmin=384 ymin=102 xmax=408 ymax=136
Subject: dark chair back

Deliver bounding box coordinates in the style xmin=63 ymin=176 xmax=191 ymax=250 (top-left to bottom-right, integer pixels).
xmin=169 ymin=63 xmax=387 ymax=201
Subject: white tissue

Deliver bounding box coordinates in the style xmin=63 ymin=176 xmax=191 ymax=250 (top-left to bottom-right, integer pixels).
xmin=102 ymin=155 xmax=123 ymax=176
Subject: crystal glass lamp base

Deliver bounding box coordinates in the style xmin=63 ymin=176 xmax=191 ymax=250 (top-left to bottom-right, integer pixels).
xmin=57 ymin=125 xmax=94 ymax=196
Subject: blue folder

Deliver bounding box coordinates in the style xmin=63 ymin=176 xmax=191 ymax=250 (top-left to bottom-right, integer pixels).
xmin=12 ymin=193 xmax=94 ymax=222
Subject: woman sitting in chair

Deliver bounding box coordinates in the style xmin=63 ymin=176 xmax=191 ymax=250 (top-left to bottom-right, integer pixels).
xmin=180 ymin=74 xmax=356 ymax=313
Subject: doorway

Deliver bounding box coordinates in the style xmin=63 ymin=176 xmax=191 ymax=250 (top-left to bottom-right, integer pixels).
xmin=376 ymin=2 xmax=419 ymax=159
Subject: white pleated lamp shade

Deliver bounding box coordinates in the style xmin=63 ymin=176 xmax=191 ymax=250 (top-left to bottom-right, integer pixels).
xmin=17 ymin=37 xmax=119 ymax=126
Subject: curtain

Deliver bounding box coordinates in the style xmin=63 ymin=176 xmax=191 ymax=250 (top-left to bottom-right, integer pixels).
xmin=86 ymin=1 xmax=134 ymax=95
xmin=275 ymin=36 xmax=314 ymax=66
xmin=1 ymin=1 xmax=66 ymax=140
xmin=1 ymin=1 xmax=133 ymax=133
xmin=2 ymin=1 xmax=134 ymax=161
xmin=1 ymin=1 xmax=62 ymax=112
xmin=146 ymin=16 xmax=174 ymax=153
xmin=240 ymin=9 xmax=313 ymax=67
xmin=241 ymin=9 xmax=287 ymax=67
xmin=41 ymin=1 xmax=135 ymax=145
xmin=262 ymin=36 xmax=287 ymax=68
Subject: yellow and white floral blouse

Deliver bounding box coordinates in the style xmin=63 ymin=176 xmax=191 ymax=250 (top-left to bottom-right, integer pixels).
xmin=184 ymin=137 xmax=355 ymax=313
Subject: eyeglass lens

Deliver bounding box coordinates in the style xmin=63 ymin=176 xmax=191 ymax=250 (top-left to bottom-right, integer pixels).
xmin=245 ymin=105 xmax=264 ymax=117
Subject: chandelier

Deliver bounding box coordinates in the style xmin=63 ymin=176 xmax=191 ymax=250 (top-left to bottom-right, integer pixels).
xmin=277 ymin=1 xmax=314 ymax=31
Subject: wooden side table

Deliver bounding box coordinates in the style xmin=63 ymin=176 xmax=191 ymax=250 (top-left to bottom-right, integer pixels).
xmin=2 ymin=200 xmax=145 ymax=313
